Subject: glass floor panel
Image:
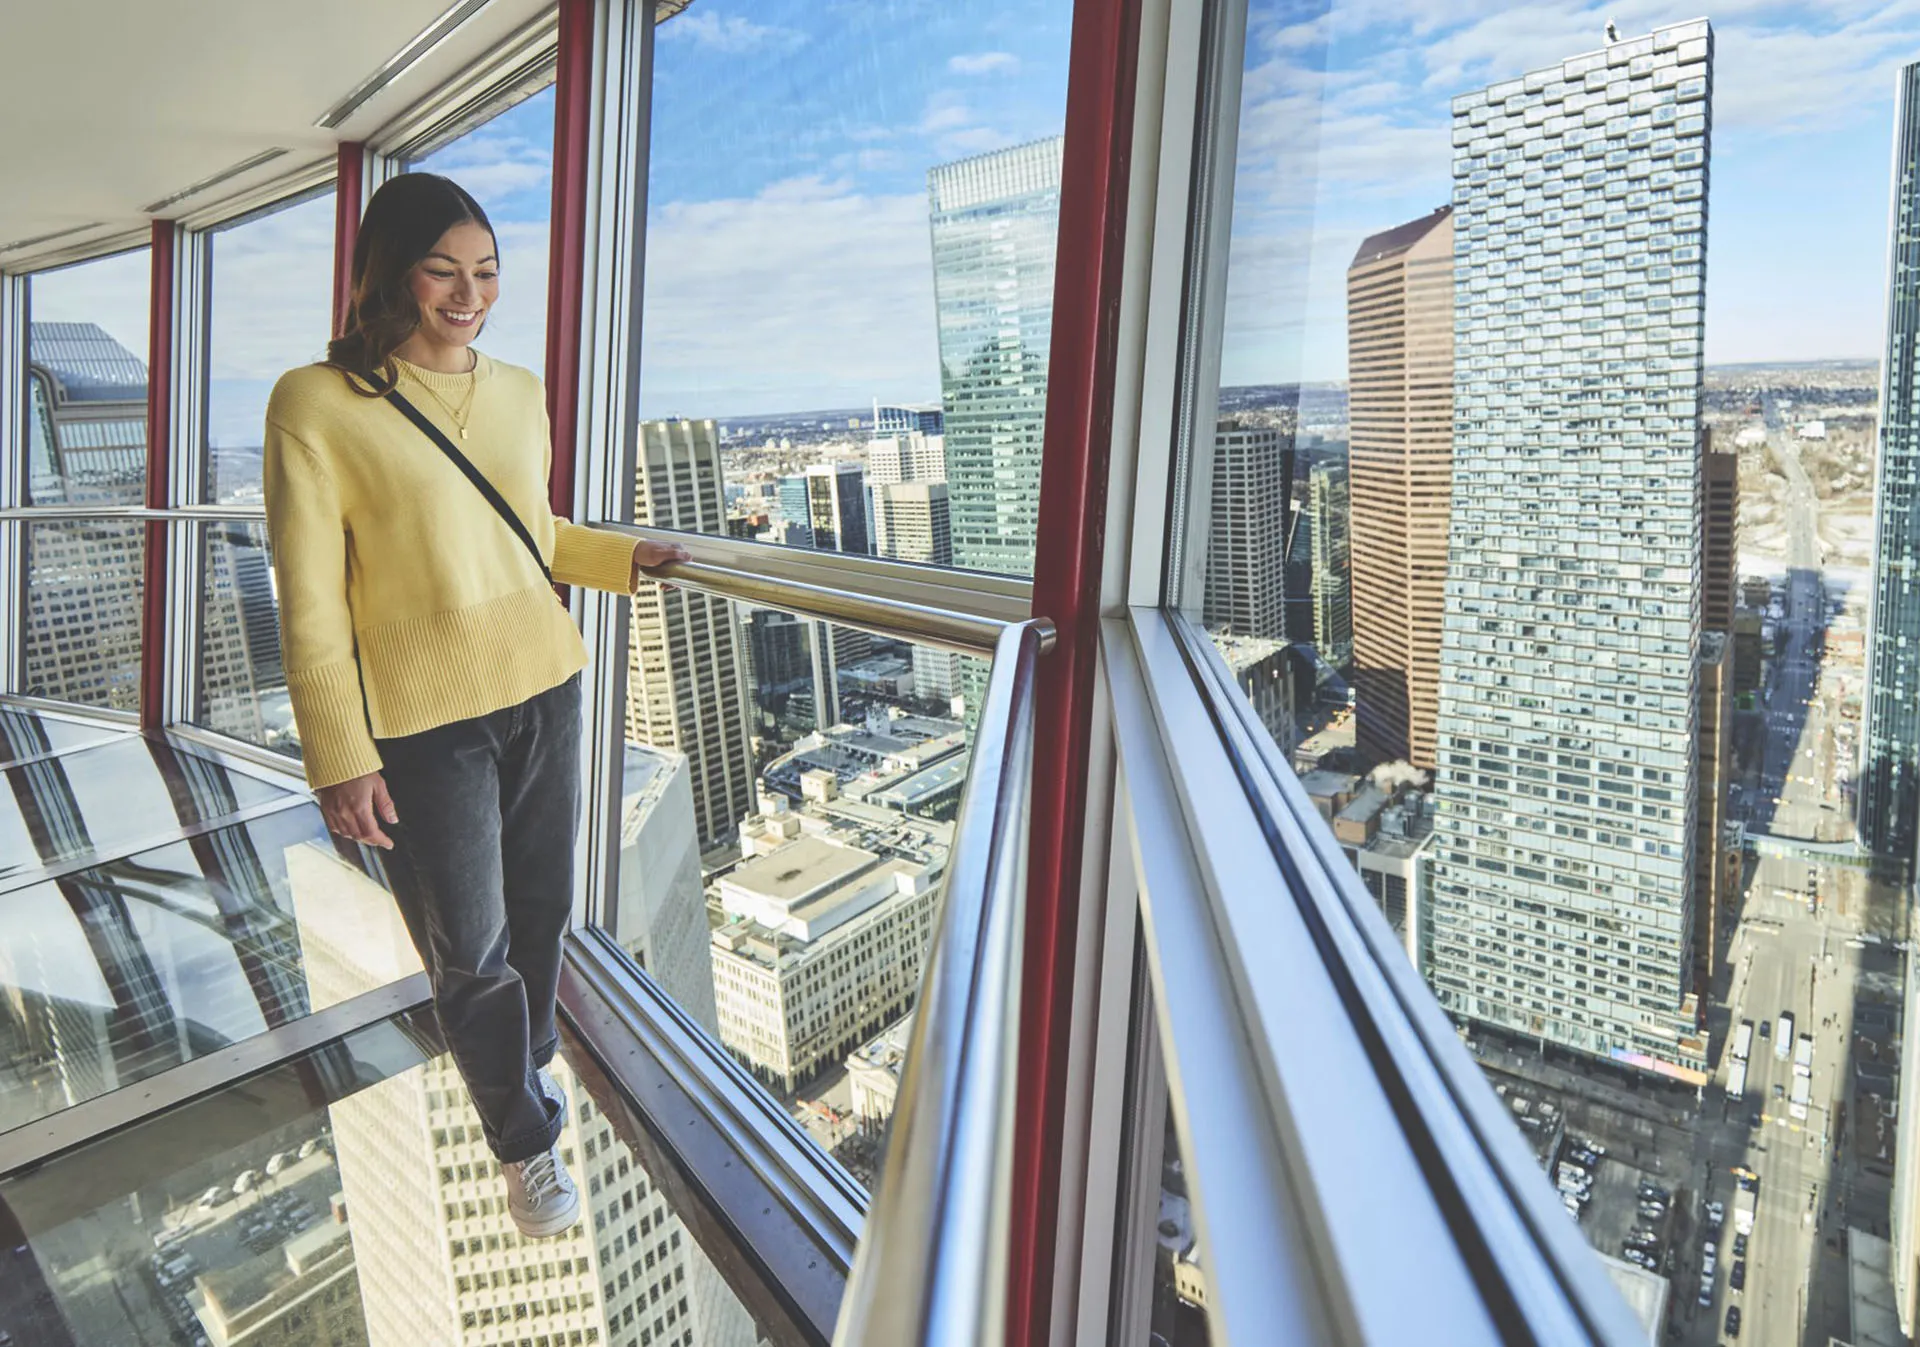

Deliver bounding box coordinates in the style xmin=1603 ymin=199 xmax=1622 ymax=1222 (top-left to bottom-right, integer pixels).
xmin=1 ymin=732 xmax=297 ymax=888
xmin=0 ymin=705 xmax=131 ymax=770
xmin=0 ymin=805 xmax=422 ymax=1134
xmin=0 ymin=1011 xmax=773 ymax=1347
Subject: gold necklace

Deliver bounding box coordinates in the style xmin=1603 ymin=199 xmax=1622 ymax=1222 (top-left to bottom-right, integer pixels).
xmin=405 ymin=354 xmax=478 ymax=440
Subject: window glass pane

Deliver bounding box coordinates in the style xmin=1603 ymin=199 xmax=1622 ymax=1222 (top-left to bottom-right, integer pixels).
xmin=24 ymin=248 xmax=150 ymax=506
xmin=23 ymin=518 xmax=143 ymax=712
xmin=205 ymin=189 xmax=335 ymax=505
xmin=407 ymin=83 xmax=556 ymax=375
xmin=638 ymin=0 xmax=1072 ymax=580
xmin=195 ymin=521 xmax=297 ymax=756
xmin=0 ymin=1010 xmax=773 ymax=1347
xmin=1194 ymin=7 xmax=1906 ymax=1337
xmin=607 ymin=543 xmax=984 ymax=1184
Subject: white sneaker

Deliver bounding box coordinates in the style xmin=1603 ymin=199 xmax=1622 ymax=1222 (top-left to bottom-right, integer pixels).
xmin=503 ymin=1144 xmax=580 ymax=1239
xmin=537 ymin=1065 xmax=566 ymax=1117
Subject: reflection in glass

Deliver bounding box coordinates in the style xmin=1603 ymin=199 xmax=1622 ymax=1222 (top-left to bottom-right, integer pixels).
xmin=24 ymin=248 xmax=151 ymax=507
xmin=196 ymin=521 xmax=297 ymax=757
xmin=0 ymin=734 xmax=294 ymax=885
xmin=639 ymin=0 xmax=1071 ymax=583
xmin=0 ymin=802 xmax=413 ymax=1132
xmin=205 ymin=190 xmax=336 ymax=505
xmin=0 ymin=705 xmax=129 ymax=769
xmin=23 ymin=518 xmax=144 ymax=713
xmin=407 ymin=84 xmax=556 ymax=376
xmin=1147 ymin=1099 xmax=1211 ymax=1347
xmin=0 ymin=1014 xmax=768 ymax=1347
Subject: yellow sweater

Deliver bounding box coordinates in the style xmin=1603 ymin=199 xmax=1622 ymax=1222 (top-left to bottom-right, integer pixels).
xmin=263 ymin=353 xmax=636 ymax=790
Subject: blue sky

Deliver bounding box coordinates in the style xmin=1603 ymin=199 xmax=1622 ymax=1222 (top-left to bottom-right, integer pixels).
xmin=1223 ymin=0 xmax=1920 ymax=386
xmin=28 ymin=1 xmax=1918 ymax=426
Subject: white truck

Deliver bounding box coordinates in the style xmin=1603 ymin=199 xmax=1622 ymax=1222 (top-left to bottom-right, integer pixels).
xmin=1789 ymin=1074 xmax=1811 ymax=1121
xmin=1726 ymin=1059 xmax=1748 ymax=1100
xmin=1732 ymin=1020 xmax=1754 ymax=1062
xmin=1776 ymin=1013 xmax=1795 ymax=1059
xmin=1794 ymin=1033 xmax=1814 ymax=1078
xmin=1733 ymin=1173 xmax=1759 ymax=1236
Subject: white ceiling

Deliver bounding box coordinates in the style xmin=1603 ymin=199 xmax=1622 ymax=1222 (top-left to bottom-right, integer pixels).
xmin=0 ymin=0 xmax=556 ymax=269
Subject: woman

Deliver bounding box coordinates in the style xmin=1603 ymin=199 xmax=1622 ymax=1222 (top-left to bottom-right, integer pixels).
xmin=262 ymin=172 xmax=686 ymax=1239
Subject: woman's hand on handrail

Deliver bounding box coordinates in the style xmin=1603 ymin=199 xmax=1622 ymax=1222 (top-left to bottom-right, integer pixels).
xmin=630 ymin=538 xmax=692 ymax=591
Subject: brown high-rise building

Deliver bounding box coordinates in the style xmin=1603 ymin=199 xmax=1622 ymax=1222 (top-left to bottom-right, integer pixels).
xmin=1346 ymin=207 xmax=1453 ymax=769
xmin=1703 ymin=427 xmax=1738 ymax=633
xmin=1694 ymin=632 xmax=1733 ymax=1000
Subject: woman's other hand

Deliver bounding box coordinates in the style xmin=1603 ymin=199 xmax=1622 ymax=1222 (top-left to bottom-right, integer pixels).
xmin=630 ymin=538 xmax=692 ymax=589
xmin=317 ymin=772 xmax=400 ymax=850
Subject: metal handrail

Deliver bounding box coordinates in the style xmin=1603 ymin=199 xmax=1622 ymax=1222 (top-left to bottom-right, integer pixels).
xmin=595 ymin=522 xmax=1053 ymax=660
xmin=0 ymin=505 xmax=266 ymax=522
xmin=831 ymin=616 xmax=1047 ymax=1347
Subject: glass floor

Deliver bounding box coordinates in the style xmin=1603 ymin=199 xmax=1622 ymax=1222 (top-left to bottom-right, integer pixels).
xmin=0 ymin=705 xmax=422 ymax=1135
xmin=0 ymin=1008 xmax=771 ymax=1347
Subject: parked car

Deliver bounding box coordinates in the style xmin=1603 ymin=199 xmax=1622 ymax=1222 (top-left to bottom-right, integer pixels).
xmin=1733 ymin=1233 xmax=1748 ymax=1258
xmin=1730 ymin=1259 xmax=1746 ymax=1291
xmin=1726 ymin=1305 xmax=1741 ymax=1337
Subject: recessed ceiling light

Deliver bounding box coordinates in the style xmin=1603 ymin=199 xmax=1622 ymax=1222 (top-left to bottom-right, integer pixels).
xmin=0 ymin=222 xmax=106 ymax=255
xmin=314 ymin=0 xmax=497 ymax=131
xmin=142 ymin=148 xmax=291 ymax=216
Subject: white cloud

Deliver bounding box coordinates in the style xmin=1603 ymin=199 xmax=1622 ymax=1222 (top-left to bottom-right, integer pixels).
xmin=206 ymin=192 xmax=337 ymax=386
xmin=638 ymin=176 xmax=941 ymax=415
xmin=660 ymin=10 xmax=807 ymax=54
xmin=949 ymin=51 xmax=1020 ymax=76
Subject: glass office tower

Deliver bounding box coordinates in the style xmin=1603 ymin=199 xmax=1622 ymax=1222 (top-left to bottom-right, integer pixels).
xmin=928 ymin=136 xmax=1062 ymax=578
xmin=1863 ymin=61 xmax=1920 ymax=860
xmin=1428 ymin=20 xmax=1714 ymax=1079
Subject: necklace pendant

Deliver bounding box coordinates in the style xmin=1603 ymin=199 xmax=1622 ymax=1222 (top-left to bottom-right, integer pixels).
xmin=459 ymin=428 xmax=469 ymax=440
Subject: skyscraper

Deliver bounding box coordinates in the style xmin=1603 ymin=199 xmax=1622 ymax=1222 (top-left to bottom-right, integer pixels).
xmin=775 ymin=474 xmax=813 ymax=548
xmin=23 ymin=324 xmax=147 ymax=713
xmin=1346 ymin=207 xmax=1455 ymax=769
xmin=628 ymin=419 xmax=758 ymax=850
xmin=928 ymin=136 xmax=1062 ymax=577
xmin=872 ymin=483 xmax=952 ymax=567
xmin=1702 ymin=429 xmax=1738 ymax=634
xmin=1427 ymin=20 xmax=1714 ymax=1080
xmin=803 ymin=462 xmax=871 ymax=554
xmin=1308 ymin=460 xmax=1353 ymax=669
xmin=873 ymin=403 xmax=944 ymax=438
xmin=1203 ymin=421 xmax=1291 ymax=640
xmin=1862 ymin=60 xmax=1920 ymax=859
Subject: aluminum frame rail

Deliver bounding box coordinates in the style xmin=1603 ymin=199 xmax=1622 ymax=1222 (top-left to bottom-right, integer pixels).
xmin=830 ymin=618 xmax=1049 ymax=1347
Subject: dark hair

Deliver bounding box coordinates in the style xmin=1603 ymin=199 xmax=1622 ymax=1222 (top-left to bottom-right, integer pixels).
xmin=326 ymin=173 xmax=497 ymax=394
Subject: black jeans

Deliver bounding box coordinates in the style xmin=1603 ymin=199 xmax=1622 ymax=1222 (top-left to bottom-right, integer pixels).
xmin=375 ymin=671 xmax=581 ymax=1164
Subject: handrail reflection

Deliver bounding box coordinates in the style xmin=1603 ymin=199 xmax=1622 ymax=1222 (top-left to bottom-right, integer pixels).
xmin=831 ymin=617 xmax=1046 ymax=1347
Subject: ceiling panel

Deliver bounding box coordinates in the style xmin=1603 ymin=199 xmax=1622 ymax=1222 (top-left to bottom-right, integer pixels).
xmin=0 ymin=0 xmax=555 ymax=269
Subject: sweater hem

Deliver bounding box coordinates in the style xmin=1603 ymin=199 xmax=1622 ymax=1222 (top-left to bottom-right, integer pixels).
xmin=356 ymin=586 xmax=590 ymax=741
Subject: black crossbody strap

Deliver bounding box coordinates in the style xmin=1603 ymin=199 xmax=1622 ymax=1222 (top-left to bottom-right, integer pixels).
xmin=385 ymin=389 xmax=553 ymax=583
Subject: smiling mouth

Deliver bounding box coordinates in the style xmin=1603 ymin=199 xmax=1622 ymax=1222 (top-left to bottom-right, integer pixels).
xmin=439 ymin=309 xmax=480 ymax=327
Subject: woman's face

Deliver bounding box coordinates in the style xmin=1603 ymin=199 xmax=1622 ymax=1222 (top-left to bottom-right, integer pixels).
xmin=407 ymin=221 xmax=499 ymax=350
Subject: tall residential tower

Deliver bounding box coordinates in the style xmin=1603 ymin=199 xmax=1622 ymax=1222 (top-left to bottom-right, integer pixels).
xmin=1427 ymin=21 xmax=1715 ymax=1080
xmin=1863 ymin=60 xmax=1920 ymax=860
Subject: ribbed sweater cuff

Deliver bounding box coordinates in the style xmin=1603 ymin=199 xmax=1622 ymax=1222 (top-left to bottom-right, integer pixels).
xmin=553 ymin=522 xmax=639 ymax=594
xmin=286 ymin=658 xmax=384 ymax=790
